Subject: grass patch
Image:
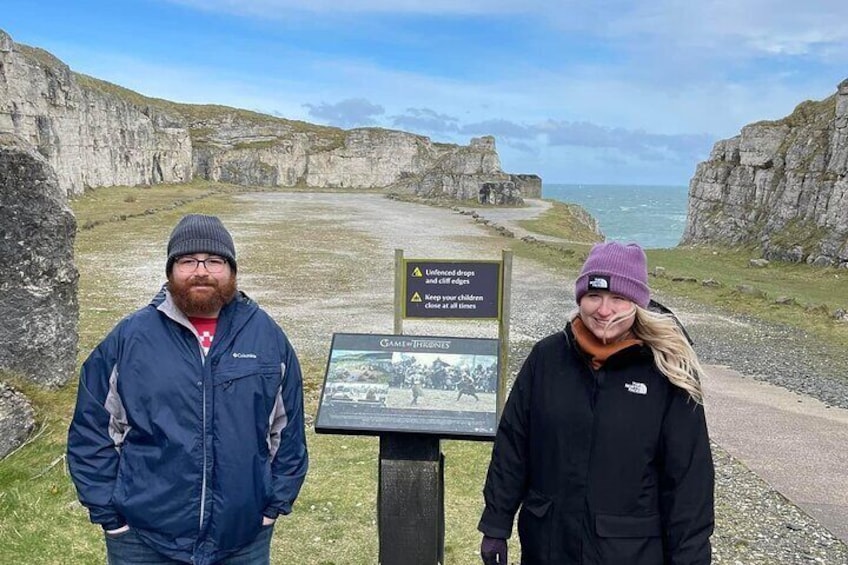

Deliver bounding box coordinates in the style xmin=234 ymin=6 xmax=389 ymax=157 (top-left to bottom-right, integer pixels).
xmin=517 ymin=199 xmax=603 ymax=244
xmin=71 ymin=179 xmax=245 ymax=230
xmin=643 ymin=246 xmax=848 ymax=349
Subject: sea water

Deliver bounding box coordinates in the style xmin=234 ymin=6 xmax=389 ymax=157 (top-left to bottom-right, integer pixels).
xmin=543 ymin=184 xmax=689 ymax=249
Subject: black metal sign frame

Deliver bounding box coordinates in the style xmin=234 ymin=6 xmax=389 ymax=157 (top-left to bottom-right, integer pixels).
xmin=314 ymin=332 xmax=500 ymax=441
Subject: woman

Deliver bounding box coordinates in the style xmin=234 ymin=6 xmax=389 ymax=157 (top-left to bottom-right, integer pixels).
xmin=478 ymin=242 xmax=714 ymax=565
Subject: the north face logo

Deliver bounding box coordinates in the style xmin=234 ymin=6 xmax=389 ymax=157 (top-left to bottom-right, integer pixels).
xmin=588 ymin=275 xmax=610 ymax=290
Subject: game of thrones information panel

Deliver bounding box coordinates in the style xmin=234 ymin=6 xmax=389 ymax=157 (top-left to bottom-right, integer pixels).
xmin=314 ymin=333 xmax=500 ymax=440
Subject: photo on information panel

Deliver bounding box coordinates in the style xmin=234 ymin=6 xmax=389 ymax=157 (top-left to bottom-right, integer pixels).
xmin=314 ymin=333 xmax=500 ymax=440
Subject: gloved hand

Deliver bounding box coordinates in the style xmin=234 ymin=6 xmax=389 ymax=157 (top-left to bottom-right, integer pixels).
xmin=480 ymin=535 xmax=508 ymax=564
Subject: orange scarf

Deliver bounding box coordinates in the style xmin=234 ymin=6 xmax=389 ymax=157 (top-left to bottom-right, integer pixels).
xmin=572 ymin=317 xmax=643 ymax=370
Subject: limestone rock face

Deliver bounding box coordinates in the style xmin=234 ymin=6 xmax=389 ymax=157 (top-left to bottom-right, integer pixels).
xmin=0 ymin=382 xmax=35 ymax=459
xmin=0 ymin=29 xmax=537 ymax=201
xmin=511 ymin=174 xmax=542 ymax=198
xmin=0 ymin=29 xmax=193 ymax=196
xmin=387 ymin=136 xmax=520 ymax=201
xmin=192 ymin=123 xmax=516 ymax=200
xmin=683 ymin=79 xmax=848 ymax=266
xmin=0 ymin=133 xmax=78 ymax=387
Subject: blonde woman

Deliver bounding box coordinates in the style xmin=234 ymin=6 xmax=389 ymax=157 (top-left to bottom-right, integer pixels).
xmin=479 ymin=242 xmax=714 ymax=565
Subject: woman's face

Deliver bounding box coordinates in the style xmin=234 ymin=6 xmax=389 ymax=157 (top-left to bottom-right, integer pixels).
xmin=578 ymin=290 xmax=637 ymax=343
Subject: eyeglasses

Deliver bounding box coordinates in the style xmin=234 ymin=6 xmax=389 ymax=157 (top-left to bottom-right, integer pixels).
xmin=174 ymin=256 xmax=229 ymax=273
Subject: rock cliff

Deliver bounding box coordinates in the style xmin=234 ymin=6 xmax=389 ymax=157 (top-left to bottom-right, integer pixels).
xmin=683 ymin=79 xmax=848 ymax=266
xmin=0 ymin=31 xmax=193 ymax=194
xmin=0 ymin=29 xmax=536 ymax=201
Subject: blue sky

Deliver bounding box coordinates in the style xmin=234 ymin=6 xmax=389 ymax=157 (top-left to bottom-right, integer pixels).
xmin=3 ymin=0 xmax=847 ymax=185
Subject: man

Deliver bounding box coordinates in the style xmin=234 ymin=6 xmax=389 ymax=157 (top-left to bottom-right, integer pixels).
xmin=410 ymin=376 xmax=423 ymax=405
xmin=456 ymin=371 xmax=479 ymax=401
xmin=67 ymin=214 xmax=308 ymax=565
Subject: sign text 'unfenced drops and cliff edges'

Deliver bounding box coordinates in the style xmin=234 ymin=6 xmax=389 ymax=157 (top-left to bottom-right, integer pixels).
xmin=403 ymin=260 xmax=501 ymax=319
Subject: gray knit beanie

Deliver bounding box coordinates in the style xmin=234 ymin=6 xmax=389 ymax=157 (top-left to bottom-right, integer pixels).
xmin=574 ymin=242 xmax=649 ymax=307
xmin=166 ymin=214 xmax=237 ymax=274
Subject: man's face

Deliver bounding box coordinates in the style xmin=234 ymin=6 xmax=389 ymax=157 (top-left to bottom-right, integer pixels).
xmin=167 ymin=253 xmax=237 ymax=317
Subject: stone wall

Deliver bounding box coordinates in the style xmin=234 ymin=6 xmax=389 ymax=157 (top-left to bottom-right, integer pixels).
xmin=683 ymin=79 xmax=848 ymax=266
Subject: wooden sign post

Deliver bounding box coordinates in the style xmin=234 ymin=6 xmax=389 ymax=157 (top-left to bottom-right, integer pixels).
xmin=374 ymin=249 xmax=512 ymax=564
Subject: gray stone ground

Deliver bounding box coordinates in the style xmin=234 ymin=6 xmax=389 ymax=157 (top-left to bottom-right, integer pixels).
xmin=118 ymin=192 xmax=848 ymax=564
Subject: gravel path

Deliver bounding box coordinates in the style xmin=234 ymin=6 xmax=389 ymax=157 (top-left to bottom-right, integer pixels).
xmin=226 ymin=193 xmax=848 ymax=564
xmin=653 ymin=295 xmax=848 ymax=411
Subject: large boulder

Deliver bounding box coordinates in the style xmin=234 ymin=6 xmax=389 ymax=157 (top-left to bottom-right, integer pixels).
xmin=0 ymin=133 xmax=78 ymax=387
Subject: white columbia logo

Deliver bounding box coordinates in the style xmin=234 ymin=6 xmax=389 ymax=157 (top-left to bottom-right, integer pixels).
xmin=232 ymin=352 xmax=257 ymax=359
xmin=625 ymin=381 xmax=647 ymax=395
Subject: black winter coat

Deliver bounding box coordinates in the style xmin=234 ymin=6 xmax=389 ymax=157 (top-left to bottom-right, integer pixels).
xmin=479 ymin=324 xmax=714 ymax=564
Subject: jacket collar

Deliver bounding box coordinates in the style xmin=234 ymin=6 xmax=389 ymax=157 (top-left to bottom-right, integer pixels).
xmin=565 ymin=320 xmax=651 ymax=368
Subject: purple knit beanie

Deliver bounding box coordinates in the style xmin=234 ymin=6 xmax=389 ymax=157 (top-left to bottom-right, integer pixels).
xmin=574 ymin=242 xmax=650 ymax=308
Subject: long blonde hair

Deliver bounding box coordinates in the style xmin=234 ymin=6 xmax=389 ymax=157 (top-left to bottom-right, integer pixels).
xmin=572 ymin=304 xmax=706 ymax=404
xmin=631 ymin=306 xmax=705 ymax=404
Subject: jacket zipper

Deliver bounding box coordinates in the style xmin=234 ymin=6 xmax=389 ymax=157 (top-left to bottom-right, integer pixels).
xmin=591 ymin=367 xmax=605 ymax=409
xmin=199 ymin=344 xmax=208 ymax=532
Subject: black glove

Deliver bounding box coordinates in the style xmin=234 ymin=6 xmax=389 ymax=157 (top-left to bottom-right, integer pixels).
xmin=480 ymin=535 xmax=508 ymax=564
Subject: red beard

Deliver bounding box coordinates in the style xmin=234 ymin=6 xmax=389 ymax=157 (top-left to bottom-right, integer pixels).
xmin=168 ymin=273 xmax=237 ymax=317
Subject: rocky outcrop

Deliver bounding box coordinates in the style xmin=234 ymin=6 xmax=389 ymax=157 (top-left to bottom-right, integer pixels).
xmin=511 ymin=174 xmax=542 ymax=198
xmin=0 ymin=382 xmax=35 ymax=460
xmin=189 ymin=118 xmax=522 ymax=200
xmin=0 ymin=133 xmax=78 ymax=387
xmin=193 ymin=121 xmax=541 ymax=201
xmin=386 ymin=135 xmax=520 ymax=201
xmin=683 ymin=79 xmax=848 ymax=267
xmin=0 ymin=29 xmax=535 ymax=201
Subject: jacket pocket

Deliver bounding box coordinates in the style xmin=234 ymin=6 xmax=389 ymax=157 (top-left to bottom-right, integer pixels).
xmin=214 ymin=364 xmax=282 ymax=415
xmin=214 ymin=363 xmax=280 ymax=387
xmin=594 ymin=513 xmax=663 ymax=565
xmin=595 ymin=513 xmax=661 ymax=538
xmin=517 ymin=490 xmax=553 ymax=562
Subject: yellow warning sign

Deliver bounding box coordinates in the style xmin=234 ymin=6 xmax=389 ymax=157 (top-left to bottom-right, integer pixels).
xmin=411 ymin=267 xmax=423 ymax=277
xmin=410 ymin=292 xmax=422 ymax=303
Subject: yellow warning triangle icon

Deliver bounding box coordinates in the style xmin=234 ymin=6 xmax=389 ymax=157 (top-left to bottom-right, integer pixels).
xmin=411 ymin=267 xmax=423 ymax=277
xmin=410 ymin=292 xmax=422 ymax=303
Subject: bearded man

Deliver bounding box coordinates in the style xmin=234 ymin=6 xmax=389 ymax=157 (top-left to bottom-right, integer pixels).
xmin=67 ymin=214 xmax=308 ymax=565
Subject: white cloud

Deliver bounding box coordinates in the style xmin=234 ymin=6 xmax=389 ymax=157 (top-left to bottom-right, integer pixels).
xmin=164 ymin=0 xmax=551 ymax=16
xmin=597 ymin=0 xmax=848 ymax=60
xmin=304 ymin=98 xmax=385 ymax=127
